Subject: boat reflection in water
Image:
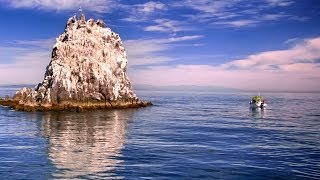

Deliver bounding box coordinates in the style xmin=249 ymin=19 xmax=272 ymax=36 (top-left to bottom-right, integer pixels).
xmin=250 ymin=108 xmax=267 ymax=118
xmin=41 ymin=109 xmax=135 ymax=179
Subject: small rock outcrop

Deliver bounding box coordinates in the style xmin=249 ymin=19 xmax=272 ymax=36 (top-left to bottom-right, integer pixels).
xmin=0 ymin=13 xmax=152 ymax=111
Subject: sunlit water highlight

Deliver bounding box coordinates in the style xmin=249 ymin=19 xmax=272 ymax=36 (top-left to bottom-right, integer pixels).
xmin=0 ymin=88 xmax=319 ymax=179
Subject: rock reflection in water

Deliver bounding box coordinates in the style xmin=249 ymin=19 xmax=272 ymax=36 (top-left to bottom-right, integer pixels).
xmin=41 ymin=109 xmax=134 ymax=178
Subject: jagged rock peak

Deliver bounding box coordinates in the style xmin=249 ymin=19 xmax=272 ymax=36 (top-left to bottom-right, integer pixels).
xmin=0 ymin=13 xmax=152 ymax=111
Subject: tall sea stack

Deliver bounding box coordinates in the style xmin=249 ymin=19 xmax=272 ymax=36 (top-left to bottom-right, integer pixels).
xmin=0 ymin=13 xmax=152 ymax=111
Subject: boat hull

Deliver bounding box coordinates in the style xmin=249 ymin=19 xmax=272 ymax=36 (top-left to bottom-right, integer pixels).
xmin=250 ymin=102 xmax=267 ymax=109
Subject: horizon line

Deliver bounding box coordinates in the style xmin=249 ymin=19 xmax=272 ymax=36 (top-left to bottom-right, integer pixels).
xmin=0 ymin=84 xmax=319 ymax=94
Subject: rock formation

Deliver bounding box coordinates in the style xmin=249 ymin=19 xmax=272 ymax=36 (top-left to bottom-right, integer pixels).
xmin=0 ymin=13 xmax=152 ymax=111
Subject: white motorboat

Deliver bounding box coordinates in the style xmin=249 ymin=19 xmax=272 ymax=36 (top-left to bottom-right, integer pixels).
xmin=250 ymin=95 xmax=267 ymax=109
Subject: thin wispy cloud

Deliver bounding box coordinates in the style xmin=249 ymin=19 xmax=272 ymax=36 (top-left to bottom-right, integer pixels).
xmin=172 ymin=0 xmax=299 ymax=28
xmin=284 ymin=37 xmax=300 ymax=45
xmin=137 ymin=1 xmax=166 ymax=14
xmin=119 ymin=0 xmax=300 ymax=32
xmin=261 ymin=13 xmax=289 ymax=21
xmin=173 ymin=0 xmax=235 ymax=14
xmin=0 ymin=0 xmax=117 ymax=13
xmin=144 ymin=19 xmax=193 ymax=34
xmin=213 ymin=19 xmax=258 ymax=27
xmin=266 ymin=0 xmax=294 ymax=7
xmin=121 ymin=1 xmax=166 ymax=22
xmin=125 ymin=35 xmax=202 ymax=66
xmin=6 ymin=38 xmax=55 ymax=49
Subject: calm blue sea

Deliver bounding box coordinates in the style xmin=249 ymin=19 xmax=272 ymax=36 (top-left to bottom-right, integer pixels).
xmin=0 ymin=87 xmax=319 ymax=179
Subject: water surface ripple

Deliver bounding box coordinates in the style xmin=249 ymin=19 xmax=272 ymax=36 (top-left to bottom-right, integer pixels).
xmin=0 ymin=89 xmax=319 ymax=179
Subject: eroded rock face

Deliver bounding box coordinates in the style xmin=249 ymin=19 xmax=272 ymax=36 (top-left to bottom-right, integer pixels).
xmin=3 ymin=13 xmax=151 ymax=111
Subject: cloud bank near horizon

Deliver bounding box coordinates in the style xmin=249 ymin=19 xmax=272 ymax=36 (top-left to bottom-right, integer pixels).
xmin=129 ymin=37 xmax=320 ymax=92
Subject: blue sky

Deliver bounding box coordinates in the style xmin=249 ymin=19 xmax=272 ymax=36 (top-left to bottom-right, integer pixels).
xmin=0 ymin=0 xmax=320 ymax=91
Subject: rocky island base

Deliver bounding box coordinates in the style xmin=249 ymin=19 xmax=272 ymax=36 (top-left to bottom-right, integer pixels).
xmin=0 ymin=97 xmax=152 ymax=112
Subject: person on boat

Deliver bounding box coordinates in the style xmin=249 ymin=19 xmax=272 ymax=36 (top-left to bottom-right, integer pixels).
xmin=260 ymin=99 xmax=266 ymax=109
